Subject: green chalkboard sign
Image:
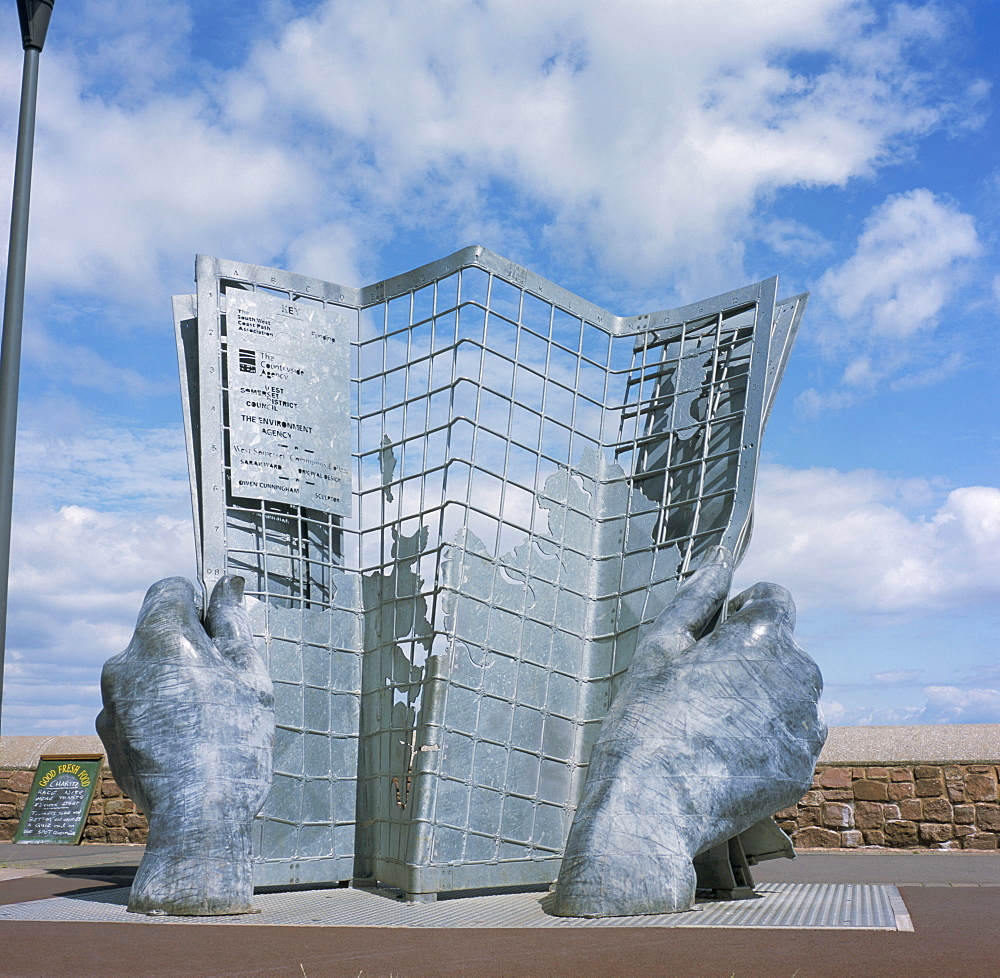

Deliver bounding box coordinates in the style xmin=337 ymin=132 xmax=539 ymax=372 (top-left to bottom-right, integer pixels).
xmin=13 ymin=754 xmax=104 ymax=844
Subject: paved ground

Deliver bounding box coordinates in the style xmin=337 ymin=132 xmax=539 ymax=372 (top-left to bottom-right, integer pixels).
xmin=0 ymin=844 xmax=997 ymax=977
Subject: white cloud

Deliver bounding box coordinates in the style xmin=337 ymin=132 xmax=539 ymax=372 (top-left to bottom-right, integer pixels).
xmin=820 ymin=698 xmax=847 ymax=723
xmin=13 ymin=423 xmax=191 ymax=515
xmin=230 ymin=0 xmax=973 ymax=296
xmin=734 ymin=464 xmax=1000 ymax=615
xmin=3 ymin=423 xmax=197 ymax=735
xmin=283 ymin=221 xmax=365 ymax=289
xmin=0 ymin=2 xmax=993 ymax=737
xmin=29 ymin=79 xmax=317 ymax=297
xmin=821 ymin=189 xmax=982 ymax=341
xmin=827 ymin=703 xmax=920 ymax=727
xmin=721 ymin=681 xmax=1000 ymax=727
xmin=872 ymin=669 xmax=924 ymax=684
xmin=757 ymin=218 xmax=833 ymax=262
xmin=820 ymin=698 xmax=923 ymax=726
xmin=64 ymin=0 xmax=195 ymax=103
xmin=916 ymin=686 xmax=1000 ymax=724
xmin=1 ymin=1 xmax=983 ymax=304
xmin=11 ymin=505 xmax=195 ymax=617
xmin=801 ymin=189 xmax=983 ymax=407
xmin=853 ymin=707 xmax=927 ymax=726
xmin=22 ymin=324 xmax=172 ymax=398
xmin=5 ymin=503 xmax=196 ymax=735
xmin=0 ymin=11 xmax=318 ymax=302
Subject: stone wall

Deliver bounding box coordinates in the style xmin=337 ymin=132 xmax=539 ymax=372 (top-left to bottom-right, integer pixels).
xmin=773 ymin=763 xmax=1000 ymax=850
xmin=0 ymin=764 xmax=147 ymax=844
xmin=0 ymin=734 xmax=147 ymax=844
xmin=775 ymin=723 xmax=1000 ymax=850
xmin=1 ymin=725 xmax=998 ymax=849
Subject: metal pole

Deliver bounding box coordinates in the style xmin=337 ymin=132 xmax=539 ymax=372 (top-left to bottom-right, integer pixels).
xmin=0 ymin=1 xmax=54 ymax=735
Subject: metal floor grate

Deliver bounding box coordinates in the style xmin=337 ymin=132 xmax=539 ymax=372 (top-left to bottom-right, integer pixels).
xmin=0 ymin=882 xmax=911 ymax=930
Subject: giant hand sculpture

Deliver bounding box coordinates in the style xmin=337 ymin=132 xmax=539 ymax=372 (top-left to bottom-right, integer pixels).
xmin=551 ymin=546 xmax=826 ymax=917
xmin=96 ymin=576 xmax=274 ymax=915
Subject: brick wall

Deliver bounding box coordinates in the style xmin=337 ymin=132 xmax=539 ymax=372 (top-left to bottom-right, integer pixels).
xmin=3 ymin=728 xmax=999 ymax=849
xmin=7 ymin=760 xmax=993 ymax=850
xmin=6 ymin=760 xmax=997 ymax=850
xmin=774 ymin=763 xmax=1000 ymax=850
xmin=0 ymin=766 xmax=147 ymax=844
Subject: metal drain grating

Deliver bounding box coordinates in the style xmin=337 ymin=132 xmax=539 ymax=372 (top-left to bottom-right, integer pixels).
xmin=0 ymin=882 xmax=911 ymax=930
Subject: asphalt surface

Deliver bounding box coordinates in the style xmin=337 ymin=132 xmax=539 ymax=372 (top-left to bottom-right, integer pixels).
xmin=0 ymin=844 xmax=997 ymax=978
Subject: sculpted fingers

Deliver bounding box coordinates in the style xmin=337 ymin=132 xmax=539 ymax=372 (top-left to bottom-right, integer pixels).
xmin=128 ymin=577 xmax=208 ymax=661
xmin=726 ymin=582 xmax=796 ymax=634
xmin=704 ymin=581 xmax=822 ymax=701
xmin=206 ymin=576 xmax=253 ymax=642
xmin=206 ymin=575 xmax=266 ymax=674
xmin=640 ymin=546 xmax=734 ymax=659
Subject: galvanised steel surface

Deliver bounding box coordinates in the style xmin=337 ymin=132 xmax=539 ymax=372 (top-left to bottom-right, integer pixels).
xmin=174 ymin=247 xmax=805 ymax=897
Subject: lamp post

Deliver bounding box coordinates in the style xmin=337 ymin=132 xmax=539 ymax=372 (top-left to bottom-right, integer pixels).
xmin=0 ymin=0 xmax=55 ymax=734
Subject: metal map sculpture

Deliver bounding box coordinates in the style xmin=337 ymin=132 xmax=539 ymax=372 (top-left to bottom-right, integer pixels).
xmin=98 ymin=247 xmax=824 ymax=915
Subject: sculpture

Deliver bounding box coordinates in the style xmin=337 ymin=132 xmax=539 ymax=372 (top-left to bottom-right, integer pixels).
xmin=551 ymin=546 xmax=826 ymax=917
xmin=167 ymin=252 xmax=808 ymax=898
xmin=96 ymin=576 xmax=274 ymax=915
xmin=94 ymin=250 xmax=818 ymax=911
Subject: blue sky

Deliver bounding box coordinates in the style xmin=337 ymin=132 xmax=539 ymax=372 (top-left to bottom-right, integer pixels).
xmin=0 ymin=0 xmax=997 ymax=733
